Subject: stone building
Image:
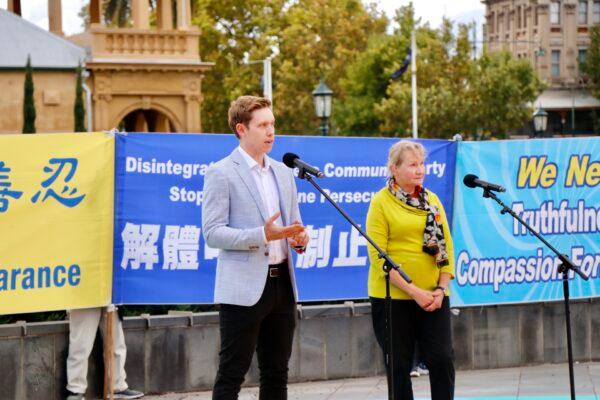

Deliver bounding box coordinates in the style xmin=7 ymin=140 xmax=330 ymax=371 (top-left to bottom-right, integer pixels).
xmin=0 ymin=8 xmax=85 ymax=134
xmin=483 ymin=0 xmax=600 ymax=135
xmin=0 ymin=0 xmax=213 ymax=134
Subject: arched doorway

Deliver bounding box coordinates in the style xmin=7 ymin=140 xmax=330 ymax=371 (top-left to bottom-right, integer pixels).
xmin=118 ymin=109 xmax=177 ymax=133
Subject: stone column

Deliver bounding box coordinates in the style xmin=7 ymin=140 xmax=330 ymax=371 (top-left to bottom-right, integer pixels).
xmin=48 ymin=0 xmax=63 ymax=36
xmin=176 ymin=0 xmax=192 ymax=30
xmin=8 ymin=0 xmax=22 ymax=16
xmin=185 ymin=95 xmax=201 ymax=133
xmin=157 ymin=0 xmax=174 ymax=30
xmin=563 ymin=2 xmax=578 ymax=85
xmin=526 ymin=4 xmax=535 ymax=65
xmin=132 ymin=0 xmax=150 ymax=29
xmin=89 ymin=0 xmax=102 ymax=25
xmin=184 ymin=74 xmax=202 ymax=132
xmin=155 ymin=113 xmax=171 ymax=132
xmin=134 ymin=112 xmax=148 ymax=132
xmin=508 ymin=7 xmax=515 ymax=54
xmin=537 ymin=4 xmax=551 ymax=83
xmin=92 ymin=74 xmax=113 ymax=131
xmin=498 ymin=7 xmax=505 ymax=50
xmin=93 ymin=95 xmax=111 ymax=131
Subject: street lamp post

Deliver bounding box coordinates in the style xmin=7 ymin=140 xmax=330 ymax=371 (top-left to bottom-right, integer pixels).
xmin=248 ymin=57 xmax=273 ymax=104
xmin=532 ymin=107 xmax=548 ymax=137
xmin=312 ymin=80 xmax=333 ymax=136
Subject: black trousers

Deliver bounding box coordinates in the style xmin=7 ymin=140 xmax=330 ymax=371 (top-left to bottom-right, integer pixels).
xmin=371 ymin=296 xmax=455 ymax=400
xmin=212 ymin=262 xmax=296 ymax=400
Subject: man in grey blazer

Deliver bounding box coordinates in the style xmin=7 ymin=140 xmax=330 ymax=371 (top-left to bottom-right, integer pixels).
xmin=202 ymin=95 xmax=309 ymax=400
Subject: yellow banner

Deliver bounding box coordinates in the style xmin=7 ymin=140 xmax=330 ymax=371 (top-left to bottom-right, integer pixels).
xmin=0 ymin=133 xmax=114 ymax=314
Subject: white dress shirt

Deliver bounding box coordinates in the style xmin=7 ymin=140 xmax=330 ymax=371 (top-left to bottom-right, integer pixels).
xmin=237 ymin=146 xmax=288 ymax=264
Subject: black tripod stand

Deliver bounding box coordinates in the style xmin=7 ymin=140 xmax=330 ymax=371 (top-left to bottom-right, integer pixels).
xmin=297 ymin=168 xmax=411 ymax=400
xmin=479 ymin=188 xmax=589 ymax=400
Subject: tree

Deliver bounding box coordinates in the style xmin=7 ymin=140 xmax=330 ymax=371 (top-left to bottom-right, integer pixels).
xmin=334 ymin=3 xmax=427 ymax=136
xmin=333 ymin=33 xmax=400 ymax=136
xmin=74 ymin=63 xmax=86 ymax=132
xmin=271 ymin=0 xmax=387 ymax=134
xmin=22 ymin=55 xmax=36 ymax=134
xmin=336 ymin=4 xmax=543 ymax=138
xmin=375 ymin=19 xmax=480 ymax=137
xmin=468 ymin=51 xmax=543 ymax=137
xmin=192 ymin=0 xmax=386 ymax=134
xmin=192 ymin=0 xmax=288 ymax=132
xmin=582 ymin=25 xmax=600 ymax=100
xmin=79 ymin=0 xmax=386 ymax=134
xmin=104 ymin=0 xmax=131 ymax=26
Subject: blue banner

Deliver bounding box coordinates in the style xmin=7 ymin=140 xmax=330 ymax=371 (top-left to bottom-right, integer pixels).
xmin=451 ymin=138 xmax=600 ymax=306
xmin=113 ymin=133 xmax=457 ymax=304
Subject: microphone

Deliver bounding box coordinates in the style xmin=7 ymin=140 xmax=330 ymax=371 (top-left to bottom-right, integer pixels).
xmin=282 ymin=153 xmax=324 ymax=178
xmin=463 ymin=174 xmax=506 ymax=192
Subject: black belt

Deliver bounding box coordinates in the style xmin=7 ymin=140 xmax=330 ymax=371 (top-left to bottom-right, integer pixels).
xmin=268 ymin=260 xmax=288 ymax=278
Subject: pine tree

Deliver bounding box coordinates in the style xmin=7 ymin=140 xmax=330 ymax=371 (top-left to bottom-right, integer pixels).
xmin=22 ymin=55 xmax=36 ymax=134
xmin=74 ymin=63 xmax=86 ymax=132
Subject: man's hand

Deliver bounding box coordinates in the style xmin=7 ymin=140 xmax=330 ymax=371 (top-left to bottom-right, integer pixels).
xmin=264 ymin=212 xmax=305 ymax=241
xmin=288 ymin=220 xmax=309 ymax=251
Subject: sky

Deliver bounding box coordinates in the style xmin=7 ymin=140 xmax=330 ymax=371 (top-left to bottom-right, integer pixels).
xmin=0 ymin=0 xmax=485 ymax=36
xmin=379 ymin=0 xmax=485 ymax=29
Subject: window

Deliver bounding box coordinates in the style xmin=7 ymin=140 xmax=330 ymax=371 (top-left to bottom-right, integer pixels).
xmin=489 ymin=12 xmax=495 ymax=33
xmin=579 ymin=0 xmax=588 ymax=24
xmin=535 ymin=6 xmax=539 ymax=25
xmin=517 ymin=6 xmax=522 ymax=29
xmin=551 ymin=50 xmax=561 ymax=77
xmin=594 ymin=1 xmax=600 ymax=23
xmin=579 ymin=49 xmax=587 ymax=65
xmin=506 ymin=7 xmax=511 ymax=30
xmin=524 ymin=9 xmax=529 ymax=28
xmin=550 ymin=1 xmax=561 ymax=24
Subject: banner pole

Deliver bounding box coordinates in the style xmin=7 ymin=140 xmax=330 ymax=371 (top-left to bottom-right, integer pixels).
xmin=103 ymin=305 xmax=116 ymax=400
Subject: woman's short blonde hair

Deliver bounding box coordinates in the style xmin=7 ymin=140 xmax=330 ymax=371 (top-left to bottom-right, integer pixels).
xmin=387 ymin=140 xmax=426 ymax=171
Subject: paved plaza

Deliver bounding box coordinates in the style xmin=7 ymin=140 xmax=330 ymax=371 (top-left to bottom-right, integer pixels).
xmin=142 ymin=362 xmax=600 ymax=400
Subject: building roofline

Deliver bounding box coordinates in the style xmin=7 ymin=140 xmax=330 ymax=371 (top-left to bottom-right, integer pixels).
xmin=0 ymin=9 xmax=85 ymax=55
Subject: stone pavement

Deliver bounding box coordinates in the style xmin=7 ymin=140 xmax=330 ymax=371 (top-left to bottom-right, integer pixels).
xmin=140 ymin=362 xmax=600 ymax=399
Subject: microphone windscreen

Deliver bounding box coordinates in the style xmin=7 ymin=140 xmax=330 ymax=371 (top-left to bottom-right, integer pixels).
xmin=463 ymin=174 xmax=478 ymax=188
xmin=282 ymin=152 xmax=299 ymax=168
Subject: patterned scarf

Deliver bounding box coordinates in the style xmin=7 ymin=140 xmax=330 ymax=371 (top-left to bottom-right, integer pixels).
xmin=387 ymin=178 xmax=449 ymax=267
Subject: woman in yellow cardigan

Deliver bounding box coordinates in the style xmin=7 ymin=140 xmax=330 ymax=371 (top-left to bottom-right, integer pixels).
xmin=366 ymin=140 xmax=455 ymax=400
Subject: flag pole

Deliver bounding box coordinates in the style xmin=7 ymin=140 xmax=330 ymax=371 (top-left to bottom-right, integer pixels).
xmin=411 ymin=30 xmax=418 ymax=139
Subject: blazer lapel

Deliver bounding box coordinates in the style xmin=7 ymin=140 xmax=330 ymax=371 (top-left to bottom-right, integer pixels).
xmin=230 ymin=149 xmax=269 ymax=222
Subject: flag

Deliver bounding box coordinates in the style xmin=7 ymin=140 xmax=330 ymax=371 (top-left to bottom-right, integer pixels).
xmin=391 ymin=47 xmax=411 ymax=80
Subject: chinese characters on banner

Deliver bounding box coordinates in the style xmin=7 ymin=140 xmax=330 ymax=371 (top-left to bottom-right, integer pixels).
xmin=112 ymin=134 xmax=457 ymax=304
xmin=0 ymin=161 xmax=23 ymax=212
xmin=0 ymin=133 xmax=114 ymax=315
xmin=0 ymin=158 xmax=85 ymax=213
xmin=121 ymin=223 xmax=201 ymax=271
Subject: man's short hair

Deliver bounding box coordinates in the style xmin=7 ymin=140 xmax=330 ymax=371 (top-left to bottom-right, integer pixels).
xmin=228 ymin=96 xmax=272 ymax=138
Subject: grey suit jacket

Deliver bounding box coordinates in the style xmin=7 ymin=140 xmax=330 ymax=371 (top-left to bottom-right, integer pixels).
xmin=202 ymin=148 xmax=302 ymax=306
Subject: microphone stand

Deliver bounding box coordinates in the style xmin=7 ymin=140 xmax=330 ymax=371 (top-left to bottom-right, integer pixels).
xmin=297 ymin=168 xmax=412 ymax=400
xmin=479 ymin=188 xmax=588 ymax=400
